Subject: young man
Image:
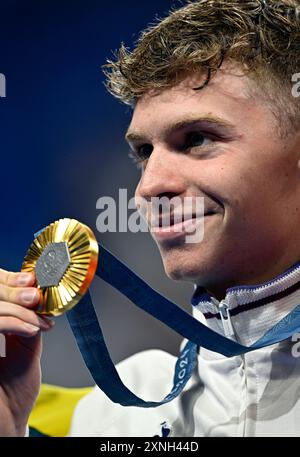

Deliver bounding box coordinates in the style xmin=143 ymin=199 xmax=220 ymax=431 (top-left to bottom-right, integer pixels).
xmin=0 ymin=0 xmax=300 ymax=437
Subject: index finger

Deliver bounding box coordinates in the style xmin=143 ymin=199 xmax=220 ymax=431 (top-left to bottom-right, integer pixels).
xmin=0 ymin=269 xmax=36 ymax=287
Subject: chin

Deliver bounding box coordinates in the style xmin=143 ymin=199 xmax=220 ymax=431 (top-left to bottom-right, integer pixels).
xmin=162 ymin=251 xmax=208 ymax=283
xmin=159 ymin=241 xmax=227 ymax=285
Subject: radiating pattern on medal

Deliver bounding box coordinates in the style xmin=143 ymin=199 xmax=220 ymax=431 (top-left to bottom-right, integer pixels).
xmin=21 ymin=218 xmax=99 ymax=316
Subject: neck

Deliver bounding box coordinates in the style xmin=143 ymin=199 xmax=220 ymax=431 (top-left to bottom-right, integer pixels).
xmin=199 ymin=255 xmax=300 ymax=302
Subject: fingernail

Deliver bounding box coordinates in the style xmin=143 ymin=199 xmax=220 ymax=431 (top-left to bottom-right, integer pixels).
xmin=40 ymin=318 xmax=55 ymax=328
xmin=21 ymin=289 xmax=38 ymax=303
xmin=17 ymin=273 xmax=33 ymax=286
xmin=24 ymin=323 xmax=40 ymax=333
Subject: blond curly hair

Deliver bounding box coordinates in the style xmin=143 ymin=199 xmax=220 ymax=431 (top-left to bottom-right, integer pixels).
xmin=102 ymin=0 xmax=300 ymax=134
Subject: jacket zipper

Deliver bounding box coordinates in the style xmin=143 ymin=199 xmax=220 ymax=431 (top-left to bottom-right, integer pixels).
xmin=211 ymin=297 xmax=235 ymax=339
xmin=219 ymin=300 xmax=235 ymax=339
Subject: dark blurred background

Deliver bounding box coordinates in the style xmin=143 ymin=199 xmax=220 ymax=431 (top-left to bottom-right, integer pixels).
xmin=0 ymin=0 xmax=193 ymax=387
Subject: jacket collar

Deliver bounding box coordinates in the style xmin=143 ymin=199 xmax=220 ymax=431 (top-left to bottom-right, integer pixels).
xmin=191 ymin=260 xmax=300 ymax=346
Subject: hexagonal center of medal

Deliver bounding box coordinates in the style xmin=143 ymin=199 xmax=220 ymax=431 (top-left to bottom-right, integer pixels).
xmin=35 ymin=242 xmax=71 ymax=288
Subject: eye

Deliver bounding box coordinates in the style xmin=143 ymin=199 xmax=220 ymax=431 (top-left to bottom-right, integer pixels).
xmin=185 ymin=132 xmax=212 ymax=149
xmin=128 ymin=144 xmax=153 ymax=169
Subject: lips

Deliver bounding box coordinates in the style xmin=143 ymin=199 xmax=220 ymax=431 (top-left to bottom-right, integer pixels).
xmin=149 ymin=211 xmax=216 ymax=242
xmin=150 ymin=210 xmax=216 ymax=229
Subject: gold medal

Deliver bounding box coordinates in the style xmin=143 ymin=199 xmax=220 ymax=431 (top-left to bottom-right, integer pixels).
xmin=21 ymin=218 xmax=99 ymax=316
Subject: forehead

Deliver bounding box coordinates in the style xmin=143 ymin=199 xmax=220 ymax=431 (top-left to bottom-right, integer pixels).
xmin=127 ymin=66 xmax=255 ymax=135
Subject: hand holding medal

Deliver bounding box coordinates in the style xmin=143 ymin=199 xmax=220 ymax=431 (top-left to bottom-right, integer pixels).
xmin=21 ymin=218 xmax=99 ymax=316
xmin=19 ymin=215 xmax=300 ymax=410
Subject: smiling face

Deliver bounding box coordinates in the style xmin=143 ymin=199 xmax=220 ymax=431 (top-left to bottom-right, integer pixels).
xmin=126 ymin=64 xmax=300 ymax=299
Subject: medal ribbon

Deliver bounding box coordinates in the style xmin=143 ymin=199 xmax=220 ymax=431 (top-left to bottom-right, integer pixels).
xmin=65 ymin=244 xmax=300 ymax=407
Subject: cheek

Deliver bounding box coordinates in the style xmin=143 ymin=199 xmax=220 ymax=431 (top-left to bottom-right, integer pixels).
xmin=197 ymin=152 xmax=283 ymax=208
xmin=192 ymin=161 xmax=280 ymax=236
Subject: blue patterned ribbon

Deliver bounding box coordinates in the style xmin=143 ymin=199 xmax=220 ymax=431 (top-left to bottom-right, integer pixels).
xmin=66 ymin=244 xmax=300 ymax=407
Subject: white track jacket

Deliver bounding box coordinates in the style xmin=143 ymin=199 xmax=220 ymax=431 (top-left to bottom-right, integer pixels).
xmin=68 ymin=260 xmax=300 ymax=437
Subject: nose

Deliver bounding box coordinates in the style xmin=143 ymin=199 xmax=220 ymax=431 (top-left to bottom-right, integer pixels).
xmin=135 ymin=147 xmax=186 ymax=201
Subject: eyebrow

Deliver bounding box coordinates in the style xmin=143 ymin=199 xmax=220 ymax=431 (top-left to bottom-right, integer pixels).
xmin=125 ymin=114 xmax=235 ymax=144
